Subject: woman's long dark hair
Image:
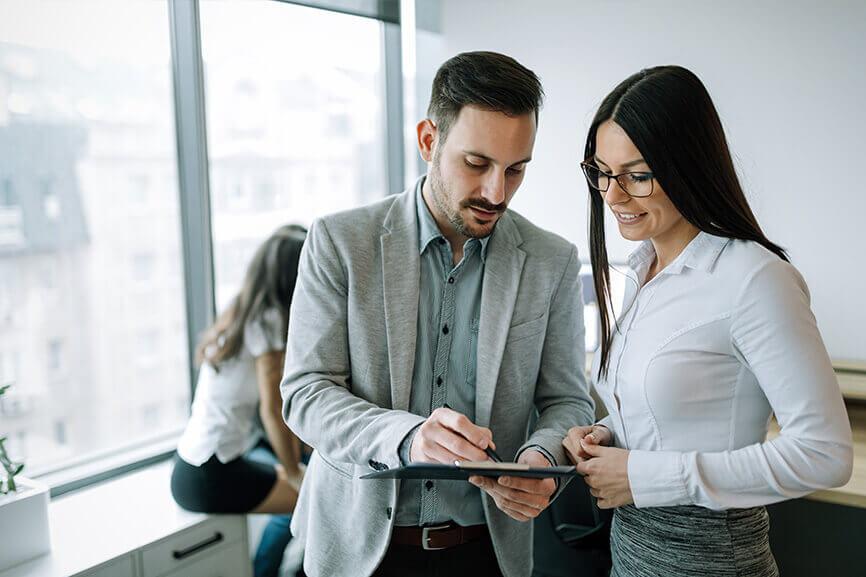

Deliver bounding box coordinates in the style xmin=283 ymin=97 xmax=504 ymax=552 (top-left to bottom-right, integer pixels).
xmin=196 ymin=224 xmax=307 ymax=368
xmin=586 ymin=66 xmax=788 ymax=378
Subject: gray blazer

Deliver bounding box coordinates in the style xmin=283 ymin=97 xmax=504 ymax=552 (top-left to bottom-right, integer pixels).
xmin=281 ymin=183 xmax=594 ymax=577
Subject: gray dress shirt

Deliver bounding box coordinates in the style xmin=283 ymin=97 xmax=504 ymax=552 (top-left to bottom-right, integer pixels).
xmin=394 ymin=180 xmax=490 ymax=526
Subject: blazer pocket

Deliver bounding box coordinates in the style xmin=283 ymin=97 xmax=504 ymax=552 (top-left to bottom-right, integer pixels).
xmin=317 ymin=451 xmax=354 ymax=479
xmin=505 ymin=313 xmax=548 ymax=344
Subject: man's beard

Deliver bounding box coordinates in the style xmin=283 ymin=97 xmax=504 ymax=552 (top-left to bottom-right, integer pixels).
xmin=428 ymin=157 xmax=503 ymax=239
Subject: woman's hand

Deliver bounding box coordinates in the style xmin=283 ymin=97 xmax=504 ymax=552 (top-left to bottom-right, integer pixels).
xmin=562 ymin=424 xmax=612 ymax=464
xmin=575 ymin=440 xmax=633 ymax=509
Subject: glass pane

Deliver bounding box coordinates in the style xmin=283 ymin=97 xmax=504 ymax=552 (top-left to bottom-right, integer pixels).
xmin=0 ymin=0 xmax=190 ymax=474
xmin=200 ymin=0 xmax=388 ymax=308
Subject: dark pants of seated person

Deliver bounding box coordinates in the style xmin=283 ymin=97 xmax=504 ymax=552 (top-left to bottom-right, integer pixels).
xmin=373 ymin=532 xmax=503 ymax=577
xmin=170 ymin=440 xmax=296 ymax=577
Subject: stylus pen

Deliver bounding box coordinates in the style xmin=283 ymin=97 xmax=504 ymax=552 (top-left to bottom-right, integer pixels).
xmin=443 ymin=403 xmax=503 ymax=462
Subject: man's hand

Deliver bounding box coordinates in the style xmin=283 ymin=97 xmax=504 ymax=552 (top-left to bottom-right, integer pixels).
xmin=468 ymin=450 xmax=556 ymax=522
xmin=409 ymin=407 xmax=494 ymax=464
xmin=575 ymin=441 xmax=633 ymax=509
xmin=562 ymin=424 xmax=612 ymax=465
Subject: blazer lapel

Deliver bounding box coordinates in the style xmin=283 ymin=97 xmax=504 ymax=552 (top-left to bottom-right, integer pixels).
xmin=475 ymin=213 xmax=525 ymax=428
xmin=381 ymin=188 xmax=421 ymax=412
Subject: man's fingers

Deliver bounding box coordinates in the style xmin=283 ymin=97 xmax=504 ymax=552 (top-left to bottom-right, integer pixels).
xmin=492 ymin=493 xmax=545 ymax=518
xmin=499 ymin=475 xmax=556 ymax=496
xmin=500 ymin=505 xmax=532 ymax=522
xmin=420 ymin=441 xmax=463 ymax=465
xmin=433 ymin=408 xmax=493 ymax=450
xmin=470 ymin=477 xmax=544 ymax=521
xmin=481 ymin=479 xmax=549 ymax=510
xmin=428 ymin=424 xmax=488 ymax=461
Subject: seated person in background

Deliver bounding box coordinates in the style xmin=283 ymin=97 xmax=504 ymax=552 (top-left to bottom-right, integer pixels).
xmin=171 ymin=224 xmax=307 ymax=577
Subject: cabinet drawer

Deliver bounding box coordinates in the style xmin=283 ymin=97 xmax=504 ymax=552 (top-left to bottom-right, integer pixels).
xmin=162 ymin=541 xmax=250 ymax=577
xmin=141 ymin=516 xmax=246 ymax=577
xmin=75 ymin=554 xmax=137 ymax=577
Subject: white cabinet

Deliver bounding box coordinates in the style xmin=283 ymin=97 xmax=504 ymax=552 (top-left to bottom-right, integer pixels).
xmin=76 ymin=555 xmax=137 ymax=577
xmin=161 ymin=541 xmax=249 ymax=577
xmin=141 ymin=516 xmax=249 ymax=577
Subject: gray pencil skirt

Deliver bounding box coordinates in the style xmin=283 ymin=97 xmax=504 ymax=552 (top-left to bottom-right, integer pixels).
xmin=610 ymin=504 xmax=779 ymax=577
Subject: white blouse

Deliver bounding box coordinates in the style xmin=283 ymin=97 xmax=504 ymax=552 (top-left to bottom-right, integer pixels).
xmin=593 ymin=232 xmax=853 ymax=510
xmin=177 ymin=309 xmax=286 ymax=466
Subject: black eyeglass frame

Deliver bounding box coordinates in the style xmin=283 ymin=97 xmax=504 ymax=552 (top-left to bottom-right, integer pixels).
xmin=580 ymin=159 xmax=656 ymax=198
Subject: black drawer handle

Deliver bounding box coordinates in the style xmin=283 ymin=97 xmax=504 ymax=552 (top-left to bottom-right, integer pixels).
xmin=172 ymin=531 xmax=224 ymax=560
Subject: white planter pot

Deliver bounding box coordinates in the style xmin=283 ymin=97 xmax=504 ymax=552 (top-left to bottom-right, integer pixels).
xmin=0 ymin=477 xmax=51 ymax=571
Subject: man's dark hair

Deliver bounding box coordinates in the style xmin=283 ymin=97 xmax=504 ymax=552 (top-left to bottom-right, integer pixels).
xmin=427 ymin=51 xmax=544 ymax=140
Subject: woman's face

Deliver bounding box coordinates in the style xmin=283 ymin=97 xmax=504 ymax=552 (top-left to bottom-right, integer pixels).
xmin=593 ymin=120 xmax=689 ymax=245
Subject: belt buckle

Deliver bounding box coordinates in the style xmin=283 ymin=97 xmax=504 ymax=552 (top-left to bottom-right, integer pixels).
xmin=421 ymin=524 xmax=451 ymax=551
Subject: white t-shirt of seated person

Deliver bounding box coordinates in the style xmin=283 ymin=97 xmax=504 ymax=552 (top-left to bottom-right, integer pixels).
xmin=177 ymin=308 xmax=286 ymax=466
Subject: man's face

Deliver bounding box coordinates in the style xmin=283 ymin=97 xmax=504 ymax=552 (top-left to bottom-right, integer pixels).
xmin=424 ymin=105 xmax=536 ymax=239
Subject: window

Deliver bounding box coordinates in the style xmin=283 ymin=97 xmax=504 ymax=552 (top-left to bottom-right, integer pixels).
xmin=2 ymin=0 xmax=402 ymax=492
xmin=199 ymin=0 xmax=390 ymax=308
xmin=41 ymin=177 xmax=60 ymax=220
xmin=132 ymin=253 xmax=156 ymax=284
xmin=580 ymin=265 xmax=629 ymax=353
xmin=0 ymin=351 xmax=17 ymax=384
xmin=46 ymin=339 xmax=63 ymax=373
xmin=0 ymin=0 xmax=190 ymax=476
xmin=0 ymin=177 xmax=24 ymax=245
xmin=54 ymin=420 xmax=67 ymax=445
xmin=0 ymin=178 xmax=16 ymax=206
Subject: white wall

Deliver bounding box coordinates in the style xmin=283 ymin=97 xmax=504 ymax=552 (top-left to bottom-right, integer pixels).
xmin=425 ymin=0 xmax=866 ymax=361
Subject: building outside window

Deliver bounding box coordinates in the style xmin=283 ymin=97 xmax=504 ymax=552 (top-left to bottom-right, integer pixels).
xmin=0 ymin=0 xmax=190 ymax=474
xmin=199 ymin=0 xmax=390 ymax=308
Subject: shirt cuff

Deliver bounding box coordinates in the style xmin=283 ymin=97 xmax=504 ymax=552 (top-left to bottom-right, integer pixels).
xmin=518 ymin=445 xmax=560 ymax=491
xmin=627 ymin=449 xmax=691 ymax=508
xmin=398 ymin=423 xmax=422 ymax=465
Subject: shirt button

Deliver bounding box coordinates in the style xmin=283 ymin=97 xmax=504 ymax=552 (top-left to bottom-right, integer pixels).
xmin=386 ymin=507 xmax=392 ymax=519
xmin=442 ymin=325 xmax=449 ymax=335
xmin=436 ymin=376 xmax=443 ymax=387
xmin=425 ymin=480 xmax=434 ymax=491
xmin=448 ymin=277 xmax=454 ymax=284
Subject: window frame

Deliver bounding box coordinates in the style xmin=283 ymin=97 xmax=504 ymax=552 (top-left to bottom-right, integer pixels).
xmin=33 ymin=0 xmax=406 ymax=498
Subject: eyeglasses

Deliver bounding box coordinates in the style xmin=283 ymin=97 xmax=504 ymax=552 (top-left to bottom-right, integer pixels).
xmin=580 ymin=160 xmax=655 ymax=198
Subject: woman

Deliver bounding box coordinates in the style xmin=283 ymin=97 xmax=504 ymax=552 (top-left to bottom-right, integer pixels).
xmin=171 ymin=224 xmax=307 ymax=577
xmin=562 ymin=66 xmax=853 ymax=577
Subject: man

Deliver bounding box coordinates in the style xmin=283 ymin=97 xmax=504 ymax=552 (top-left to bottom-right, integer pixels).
xmin=281 ymin=51 xmax=594 ymax=577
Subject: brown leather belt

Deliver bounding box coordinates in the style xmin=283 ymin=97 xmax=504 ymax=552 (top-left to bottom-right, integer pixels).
xmin=391 ymin=522 xmax=489 ymax=551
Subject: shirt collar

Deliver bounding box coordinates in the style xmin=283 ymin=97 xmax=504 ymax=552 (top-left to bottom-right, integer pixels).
xmin=627 ymin=231 xmax=730 ymax=279
xmin=415 ymin=176 xmax=491 ymax=262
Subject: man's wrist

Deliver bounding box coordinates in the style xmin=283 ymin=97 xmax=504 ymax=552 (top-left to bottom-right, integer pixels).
xmin=521 ymin=445 xmax=557 ymax=467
